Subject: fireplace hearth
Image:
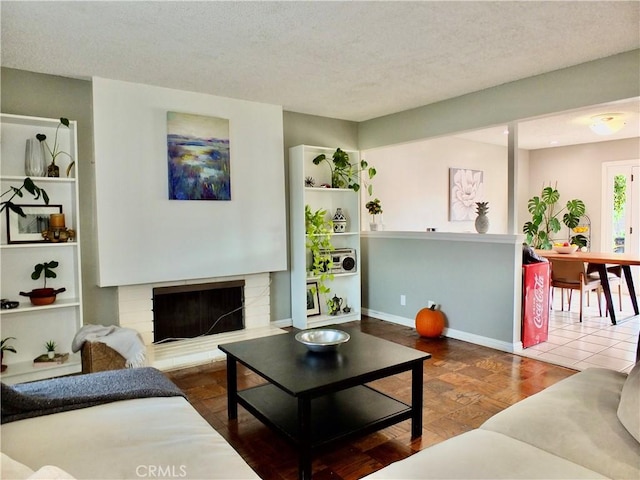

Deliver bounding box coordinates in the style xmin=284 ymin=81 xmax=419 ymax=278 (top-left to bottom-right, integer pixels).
xmin=152 ymin=280 xmax=244 ymax=343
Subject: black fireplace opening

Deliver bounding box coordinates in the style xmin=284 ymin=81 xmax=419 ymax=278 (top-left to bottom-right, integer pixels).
xmin=152 ymin=280 xmax=244 ymax=343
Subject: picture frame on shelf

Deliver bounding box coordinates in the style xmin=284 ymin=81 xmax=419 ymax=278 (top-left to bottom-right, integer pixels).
xmin=306 ymin=281 xmax=321 ymax=317
xmin=6 ymin=204 xmax=62 ymax=244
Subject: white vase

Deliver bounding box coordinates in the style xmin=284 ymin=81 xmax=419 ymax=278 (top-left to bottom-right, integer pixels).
xmin=25 ymin=138 xmax=46 ymax=177
xmin=47 ymin=351 xmax=55 ymax=359
xmin=370 ymin=214 xmax=384 ymax=231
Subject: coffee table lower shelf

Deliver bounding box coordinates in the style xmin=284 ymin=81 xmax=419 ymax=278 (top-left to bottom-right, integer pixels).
xmin=237 ymin=383 xmax=412 ymax=448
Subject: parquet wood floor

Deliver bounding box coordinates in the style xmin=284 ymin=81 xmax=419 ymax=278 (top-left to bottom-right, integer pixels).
xmin=166 ymin=317 xmax=577 ymax=479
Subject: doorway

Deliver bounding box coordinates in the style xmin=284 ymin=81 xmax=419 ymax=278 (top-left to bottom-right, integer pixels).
xmin=601 ymin=161 xmax=640 ymax=291
xmin=601 ymin=162 xmax=639 ymax=254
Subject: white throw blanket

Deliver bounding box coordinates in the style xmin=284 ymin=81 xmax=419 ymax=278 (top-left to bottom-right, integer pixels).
xmin=72 ymin=325 xmax=146 ymax=368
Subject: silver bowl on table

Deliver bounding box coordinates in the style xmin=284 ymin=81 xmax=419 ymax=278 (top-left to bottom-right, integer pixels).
xmin=295 ymin=329 xmax=350 ymax=353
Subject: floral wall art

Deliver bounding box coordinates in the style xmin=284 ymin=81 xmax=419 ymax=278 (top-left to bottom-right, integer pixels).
xmin=167 ymin=112 xmax=231 ymax=201
xmin=449 ymin=168 xmax=484 ymax=221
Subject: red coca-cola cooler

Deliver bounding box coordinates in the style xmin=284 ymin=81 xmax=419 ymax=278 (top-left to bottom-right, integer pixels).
xmin=522 ymin=262 xmax=550 ymax=348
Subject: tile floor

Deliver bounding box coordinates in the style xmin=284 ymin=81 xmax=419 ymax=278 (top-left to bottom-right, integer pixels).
xmin=518 ymin=290 xmax=639 ymax=373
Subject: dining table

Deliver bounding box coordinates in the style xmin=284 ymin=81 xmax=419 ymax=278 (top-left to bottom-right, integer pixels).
xmin=535 ymin=249 xmax=640 ymax=325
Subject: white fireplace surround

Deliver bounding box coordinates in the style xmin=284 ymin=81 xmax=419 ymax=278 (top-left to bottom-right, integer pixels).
xmin=117 ymin=272 xmax=285 ymax=370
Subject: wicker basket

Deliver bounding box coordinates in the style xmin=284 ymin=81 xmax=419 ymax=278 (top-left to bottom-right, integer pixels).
xmin=81 ymin=341 xmax=126 ymax=373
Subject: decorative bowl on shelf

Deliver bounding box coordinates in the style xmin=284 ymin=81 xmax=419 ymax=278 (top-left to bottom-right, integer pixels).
xmin=552 ymin=244 xmax=579 ymax=254
xmin=295 ymin=329 xmax=350 ymax=352
xmin=19 ymin=287 xmax=66 ymax=306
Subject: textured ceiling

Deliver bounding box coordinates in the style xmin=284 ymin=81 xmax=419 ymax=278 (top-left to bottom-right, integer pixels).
xmin=1 ymin=1 xmax=639 ymax=148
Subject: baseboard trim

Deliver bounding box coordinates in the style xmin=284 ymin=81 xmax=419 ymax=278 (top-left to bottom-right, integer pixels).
xmin=362 ymin=308 xmax=519 ymax=353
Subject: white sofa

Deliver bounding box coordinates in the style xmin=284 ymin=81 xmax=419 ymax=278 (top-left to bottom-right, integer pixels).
xmin=1 ymin=371 xmax=259 ymax=480
xmin=365 ymin=364 xmax=640 ymax=479
xmin=2 ymin=363 xmax=638 ymax=480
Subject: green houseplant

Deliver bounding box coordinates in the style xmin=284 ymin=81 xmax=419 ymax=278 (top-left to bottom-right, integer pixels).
xmin=19 ymin=260 xmax=66 ymax=306
xmin=45 ymin=340 xmax=57 ymax=359
xmin=37 ymin=117 xmax=74 ymax=177
xmin=0 ymin=177 xmax=50 ymax=217
xmin=523 ymin=185 xmax=586 ymax=249
xmin=305 ymin=205 xmax=334 ymax=297
xmin=312 ymin=148 xmax=377 ymax=193
xmin=1 ymin=337 xmax=17 ymax=372
xmin=365 ymin=198 xmax=383 ymax=231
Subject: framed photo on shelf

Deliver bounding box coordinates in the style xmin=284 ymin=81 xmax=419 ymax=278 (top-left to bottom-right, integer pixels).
xmin=6 ymin=204 xmax=63 ymax=244
xmin=306 ymin=281 xmax=321 ymax=317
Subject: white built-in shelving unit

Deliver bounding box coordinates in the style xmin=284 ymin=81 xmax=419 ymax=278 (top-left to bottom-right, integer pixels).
xmin=289 ymin=145 xmax=361 ymax=329
xmin=1 ymin=113 xmax=83 ymax=383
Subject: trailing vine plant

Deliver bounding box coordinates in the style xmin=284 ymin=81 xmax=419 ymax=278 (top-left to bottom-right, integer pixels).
xmin=305 ymin=205 xmax=334 ymax=296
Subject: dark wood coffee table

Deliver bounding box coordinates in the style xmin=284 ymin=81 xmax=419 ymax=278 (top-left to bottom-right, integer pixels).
xmin=219 ymin=327 xmax=431 ymax=479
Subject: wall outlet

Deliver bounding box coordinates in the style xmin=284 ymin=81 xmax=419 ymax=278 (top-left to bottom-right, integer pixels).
xmin=400 ymin=294 xmax=406 ymax=306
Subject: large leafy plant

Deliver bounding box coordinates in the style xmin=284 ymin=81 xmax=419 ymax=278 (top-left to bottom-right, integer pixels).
xmin=312 ymin=148 xmax=376 ymax=193
xmin=523 ymin=185 xmax=585 ymax=249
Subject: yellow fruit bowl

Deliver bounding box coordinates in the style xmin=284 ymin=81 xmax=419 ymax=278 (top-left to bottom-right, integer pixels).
xmin=552 ymin=244 xmax=579 ymax=254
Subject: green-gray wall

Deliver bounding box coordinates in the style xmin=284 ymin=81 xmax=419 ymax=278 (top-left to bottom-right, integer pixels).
xmin=1 ymin=68 xmax=358 ymax=325
xmin=274 ymin=112 xmax=358 ymax=321
xmin=1 ymin=67 xmax=119 ymax=325
xmin=359 ymin=49 xmax=640 ymax=149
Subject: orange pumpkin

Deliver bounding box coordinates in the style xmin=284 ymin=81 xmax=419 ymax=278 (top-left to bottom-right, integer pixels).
xmin=415 ymin=305 xmax=445 ymax=338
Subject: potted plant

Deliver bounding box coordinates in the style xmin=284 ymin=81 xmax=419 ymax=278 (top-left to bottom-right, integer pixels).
xmin=365 ymin=198 xmax=383 ymax=231
xmin=312 ymin=148 xmax=377 ymax=193
xmin=1 ymin=337 xmax=17 ymax=372
xmin=19 ymin=260 xmax=66 ymax=306
xmin=0 ymin=177 xmax=50 ymax=217
xmin=36 ymin=117 xmax=74 ymax=177
xmin=523 ymin=184 xmax=586 ymax=249
xmin=305 ymin=205 xmax=334 ymax=297
xmin=45 ymin=340 xmax=57 ymax=359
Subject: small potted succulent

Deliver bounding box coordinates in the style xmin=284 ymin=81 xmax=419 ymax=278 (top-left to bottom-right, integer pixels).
xmin=45 ymin=340 xmax=57 ymax=359
xmin=19 ymin=260 xmax=66 ymax=306
xmin=1 ymin=337 xmax=17 ymax=372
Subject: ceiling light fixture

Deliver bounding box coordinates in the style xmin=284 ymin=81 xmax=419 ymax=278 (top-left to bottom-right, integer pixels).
xmin=589 ymin=113 xmax=626 ymax=135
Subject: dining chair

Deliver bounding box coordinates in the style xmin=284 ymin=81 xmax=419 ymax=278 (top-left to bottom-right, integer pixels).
xmin=586 ymin=263 xmax=623 ymax=315
xmin=550 ymin=259 xmax=602 ymax=322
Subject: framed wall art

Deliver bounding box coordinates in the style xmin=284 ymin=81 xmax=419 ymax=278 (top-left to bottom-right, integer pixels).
xmin=167 ymin=111 xmax=231 ymax=201
xmin=306 ymin=281 xmax=321 ymax=317
xmin=449 ymin=168 xmax=484 ymax=221
xmin=6 ymin=204 xmax=63 ymax=244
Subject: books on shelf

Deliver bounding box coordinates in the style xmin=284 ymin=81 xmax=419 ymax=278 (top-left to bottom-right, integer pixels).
xmin=33 ymin=353 xmax=69 ymax=367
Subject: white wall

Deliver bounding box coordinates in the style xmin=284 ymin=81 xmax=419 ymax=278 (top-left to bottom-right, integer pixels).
xmin=93 ymin=78 xmax=287 ymax=287
xmin=527 ymin=137 xmax=639 ymax=251
xmin=362 ymin=136 xmax=529 ymax=233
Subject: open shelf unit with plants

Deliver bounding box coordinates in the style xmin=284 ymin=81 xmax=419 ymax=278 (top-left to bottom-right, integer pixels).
xmin=289 ymin=145 xmax=361 ymax=329
xmin=0 ymin=113 xmax=83 ymax=384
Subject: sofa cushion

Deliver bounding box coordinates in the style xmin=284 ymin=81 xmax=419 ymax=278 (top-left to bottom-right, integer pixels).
xmin=1 ymin=397 xmax=259 ymax=479
xmin=481 ymin=368 xmax=640 ymax=480
xmin=28 ymin=466 xmax=75 ymax=479
xmin=1 ymin=452 xmax=34 ymax=480
xmin=364 ymin=430 xmax=605 ymax=479
xmin=618 ymin=362 xmax=640 ymax=442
